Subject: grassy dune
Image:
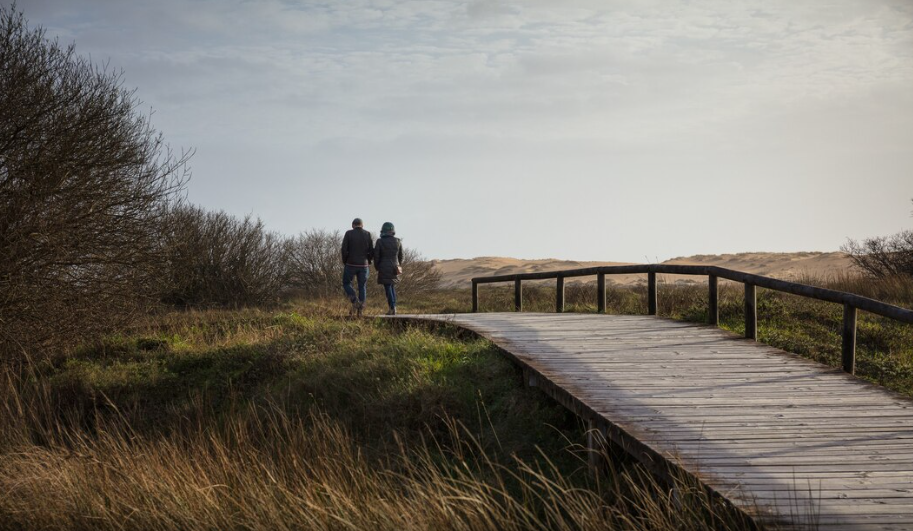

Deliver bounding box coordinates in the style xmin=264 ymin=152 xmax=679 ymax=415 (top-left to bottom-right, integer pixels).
xmin=4 ymin=274 xmax=908 ymax=530
xmin=0 ymin=302 xmax=758 ymax=531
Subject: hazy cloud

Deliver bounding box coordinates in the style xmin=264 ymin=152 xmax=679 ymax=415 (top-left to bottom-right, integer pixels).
xmin=15 ymin=0 xmax=913 ymax=260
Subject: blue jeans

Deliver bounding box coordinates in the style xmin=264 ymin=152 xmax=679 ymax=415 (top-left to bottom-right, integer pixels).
xmin=383 ymin=284 xmax=397 ymax=309
xmin=342 ymin=265 xmax=368 ymax=303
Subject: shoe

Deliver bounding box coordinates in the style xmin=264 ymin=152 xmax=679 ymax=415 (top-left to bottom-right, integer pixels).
xmin=348 ymin=300 xmax=358 ymax=317
xmin=356 ymin=301 xmax=364 ymax=317
xmin=386 ymin=308 xmax=396 ymax=316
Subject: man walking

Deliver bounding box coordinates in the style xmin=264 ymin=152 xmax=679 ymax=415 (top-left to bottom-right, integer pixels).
xmin=341 ymin=218 xmax=373 ymax=317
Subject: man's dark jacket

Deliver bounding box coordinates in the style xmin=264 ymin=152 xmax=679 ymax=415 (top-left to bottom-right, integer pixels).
xmin=341 ymin=228 xmax=373 ymax=267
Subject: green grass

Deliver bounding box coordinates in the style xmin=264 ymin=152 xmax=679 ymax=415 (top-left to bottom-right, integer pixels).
xmin=4 ymin=273 xmax=910 ymax=530
xmin=1 ymin=301 xmax=764 ymax=530
xmin=33 ymin=304 xmax=585 ymax=471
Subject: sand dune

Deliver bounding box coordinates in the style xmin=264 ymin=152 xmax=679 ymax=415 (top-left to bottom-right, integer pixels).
xmin=433 ymin=252 xmax=855 ymax=288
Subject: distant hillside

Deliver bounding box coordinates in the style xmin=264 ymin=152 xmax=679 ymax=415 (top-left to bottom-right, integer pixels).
xmin=432 ymin=252 xmax=855 ymax=288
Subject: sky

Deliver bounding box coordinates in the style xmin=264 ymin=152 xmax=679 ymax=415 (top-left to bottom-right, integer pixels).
xmin=14 ymin=0 xmax=913 ymax=262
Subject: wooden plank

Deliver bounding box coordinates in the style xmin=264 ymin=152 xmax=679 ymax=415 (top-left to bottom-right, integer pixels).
xmin=844 ymin=303 xmax=858 ymax=374
xmin=391 ymin=313 xmax=913 ymax=530
xmin=597 ymin=273 xmax=606 ymax=313
xmin=556 ymin=275 xmax=565 ymax=313
xmin=471 ymin=281 xmax=478 ymax=313
xmin=648 ymin=272 xmax=657 ymax=315
xmin=514 ymin=279 xmax=522 ymax=312
xmin=709 ymin=274 xmax=719 ymax=325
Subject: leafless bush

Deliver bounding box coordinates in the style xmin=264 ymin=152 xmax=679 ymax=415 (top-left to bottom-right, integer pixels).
xmin=0 ymin=7 xmax=189 ymax=358
xmin=842 ymin=230 xmax=913 ymax=279
xmin=285 ymin=230 xmax=442 ymax=299
xmin=158 ymin=205 xmax=286 ymax=308
xmin=842 ymin=200 xmax=913 ymax=279
xmin=399 ymin=248 xmax=443 ymax=295
xmin=285 ymin=229 xmax=343 ymax=298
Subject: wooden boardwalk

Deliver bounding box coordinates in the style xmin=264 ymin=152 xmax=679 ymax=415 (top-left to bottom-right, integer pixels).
xmin=394 ymin=312 xmax=913 ymax=530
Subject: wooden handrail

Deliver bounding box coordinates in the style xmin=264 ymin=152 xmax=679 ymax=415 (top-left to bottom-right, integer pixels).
xmin=470 ymin=264 xmax=913 ymax=375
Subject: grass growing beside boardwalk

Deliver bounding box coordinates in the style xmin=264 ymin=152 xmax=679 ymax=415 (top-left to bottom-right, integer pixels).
xmin=0 ymin=302 xmax=761 ymax=531
xmin=3 ymin=273 xmax=908 ymax=529
xmin=470 ymin=275 xmax=913 ymax=397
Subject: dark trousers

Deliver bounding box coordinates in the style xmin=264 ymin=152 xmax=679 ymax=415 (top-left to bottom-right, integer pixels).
xmin=383 ymin=284 xmax=397 ymax=309
xmin=342 ymin=265 xmax=368 ymax=303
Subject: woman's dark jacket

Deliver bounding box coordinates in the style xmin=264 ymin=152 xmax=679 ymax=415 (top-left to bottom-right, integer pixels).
xmin=374 ymin=235 xmax=404 ymax=285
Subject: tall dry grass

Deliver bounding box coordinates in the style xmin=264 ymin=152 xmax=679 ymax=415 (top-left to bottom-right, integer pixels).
xmin=791 ymin=270 xmax=913 ymax=307
xmin=0 ymin=362 xmax=764 ymax=531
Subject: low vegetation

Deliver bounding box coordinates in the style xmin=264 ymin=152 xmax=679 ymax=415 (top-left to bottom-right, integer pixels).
xmin=0 ymin=303 xmax=760 ymax=531
xmin=6 ymin=274 xmax=909 ymax=530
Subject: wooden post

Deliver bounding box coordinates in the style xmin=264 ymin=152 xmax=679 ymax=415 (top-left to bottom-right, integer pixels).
xmin=647 ymin=272 xmax=657 ymax=315
xmin=556 ymin=275 xmax=565 ymax=313
xmin=842 ymin=304 xmax=857 ymax=375
xmin=597 ymin=273 xmax=606 ymax=313
xmin=514 ymin=279 xmax=522 ymax=312
xmin=708 ymin=275 xmax=719 ymax=326
xmin=471 ymin=281 xmax=479 ymax=313
xmin=744 ymin=283 xmax=757 ymax=340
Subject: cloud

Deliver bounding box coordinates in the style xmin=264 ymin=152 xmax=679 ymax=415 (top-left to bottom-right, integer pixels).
xmin=16 ymin=0 xmax=913 ymax=259
xmin=27 ymin=0 xmax=913 ymax=147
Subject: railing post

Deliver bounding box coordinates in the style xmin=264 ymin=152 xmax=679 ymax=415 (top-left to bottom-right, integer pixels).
xmin=842 ymin=304 xmax=857 ymax=374
xmin=471 ymin=281 xmax=479 ymax=313
xmin=744 ymin=283 xmax=757 ymax=340
xmin=597 ymin=273 xmax=606 ymax=313
xmin=556 ymin=275 xmax=565 ymax=313
xmin=708 ymin=275 xmax=719 ymax=326
xmin=514 ymin=279 xmax=522 ymax=312
xmin=647 ymin=272 xmax=657 ymax=315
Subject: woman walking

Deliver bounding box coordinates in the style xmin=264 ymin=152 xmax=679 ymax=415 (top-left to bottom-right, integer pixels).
xmin=374 ymin=222 xmax=404 ymax=315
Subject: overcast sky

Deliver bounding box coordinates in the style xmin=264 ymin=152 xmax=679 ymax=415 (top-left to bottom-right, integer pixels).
xmin=16 ymin=0 xmax=913 ymax=261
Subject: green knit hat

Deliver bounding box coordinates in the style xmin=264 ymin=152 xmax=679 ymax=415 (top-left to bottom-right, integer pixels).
xmin=381 ymin=222 xmax=395 ymax=236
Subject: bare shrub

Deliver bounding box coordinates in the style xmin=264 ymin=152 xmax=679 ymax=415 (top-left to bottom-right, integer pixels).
xmin=285 ymin=229 xmax=343 ymax=298
xmin=399 ymin=248 xmax=443 ymax=296
xmin=0 ymin=7 xmax=189 ymax=358
xmin=158 ymin=205 xmax=286 ymax=308
xmin=285 ymin=230 xmax=442 ymax=299
xmin=842 ymin=200 xmax=913 ymax=279
xmin=843 ymin=230 xmax=913 ymax=279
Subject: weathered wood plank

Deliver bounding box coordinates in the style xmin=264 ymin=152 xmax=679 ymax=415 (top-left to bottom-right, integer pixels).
xmin=648 ymin=272 xmax=657 ymax=315
xmin=391 ymin=313 xmax=913 ymax=530
xmin=709 ymin=274 xmax=719 ymax=325
xmin=844 ymin=303 xmax=858 ymax=374
xmin=597 ymin=273 xmax=606 ymax=313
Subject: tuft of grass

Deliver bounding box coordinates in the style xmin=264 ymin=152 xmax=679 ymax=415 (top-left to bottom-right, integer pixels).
xmin=0 ymin=391 xmax=759 ymax=531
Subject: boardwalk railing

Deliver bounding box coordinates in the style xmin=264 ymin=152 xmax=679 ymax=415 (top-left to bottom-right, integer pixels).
xmin=470 ymin=264 xmax=913 ymax=375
